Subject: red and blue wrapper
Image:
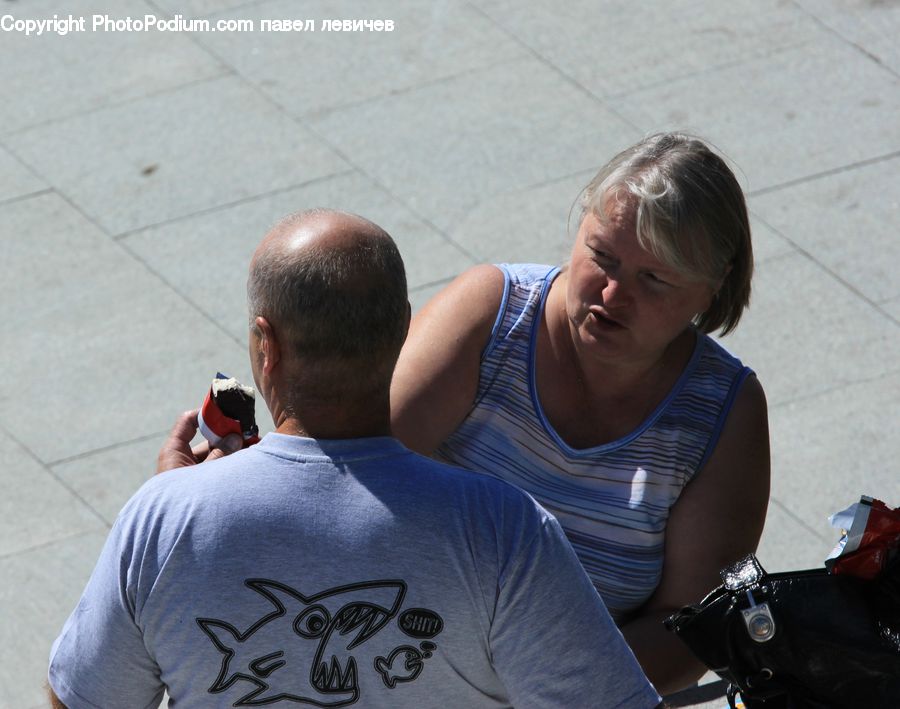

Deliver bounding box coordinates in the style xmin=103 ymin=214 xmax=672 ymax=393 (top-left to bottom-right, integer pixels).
xmin=197 ymin=372 xmax=260 ymax=449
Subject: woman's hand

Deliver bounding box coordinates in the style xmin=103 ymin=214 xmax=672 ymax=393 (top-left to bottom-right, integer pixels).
xmin=622 ymin=374 xmax=771 ymax=695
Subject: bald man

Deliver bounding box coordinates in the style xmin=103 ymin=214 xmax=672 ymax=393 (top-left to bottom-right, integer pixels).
xmin=48 ymin=210 xmax=661 ymax=709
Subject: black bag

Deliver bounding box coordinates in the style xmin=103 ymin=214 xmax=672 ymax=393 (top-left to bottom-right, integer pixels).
xmin=665 ymin=554 xmax=900 ymax=708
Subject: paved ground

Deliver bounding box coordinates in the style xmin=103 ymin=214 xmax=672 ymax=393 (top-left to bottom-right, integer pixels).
xmin=2 ymin=1 xmax=898 ymax=707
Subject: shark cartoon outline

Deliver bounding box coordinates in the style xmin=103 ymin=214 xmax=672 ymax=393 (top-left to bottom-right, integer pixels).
xmin=196 ymin=578 xmax=406 ymax=707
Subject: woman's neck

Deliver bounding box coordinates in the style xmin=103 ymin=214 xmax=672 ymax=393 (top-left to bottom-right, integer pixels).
xmin=537 ymin=276 xmax=695 ymax=447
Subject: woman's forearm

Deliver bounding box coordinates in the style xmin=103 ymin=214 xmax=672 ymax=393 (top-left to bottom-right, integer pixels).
xmin=620 ymin=610 xmax=708 ymax=696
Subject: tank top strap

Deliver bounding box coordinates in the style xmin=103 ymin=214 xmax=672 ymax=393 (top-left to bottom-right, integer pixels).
xmin=477 ymin=263 xmax=558 ymax=403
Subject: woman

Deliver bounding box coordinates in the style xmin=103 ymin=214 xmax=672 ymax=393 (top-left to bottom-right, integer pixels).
xmin=390 ymin=133 xmax=770 ymax=694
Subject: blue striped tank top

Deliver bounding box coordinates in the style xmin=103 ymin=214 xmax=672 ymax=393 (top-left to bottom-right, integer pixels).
xmin=434 ymin=263 xmax=752 ymax=620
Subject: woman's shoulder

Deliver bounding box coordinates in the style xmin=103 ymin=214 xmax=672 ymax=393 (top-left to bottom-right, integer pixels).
xmin=418 ymin=264 xmax=507 ymax=332
xmin=669 ymin=332 xmax=758 ymax=429
xmin=494 ymin=263 xmax=559 ymax=303
xmin=694 ymin=331 xmax=751 ymax=374
xmin=415 ymin=263 xmax=557 ymax=337
xmin=497 ymin=262 xmax=558 ymax=285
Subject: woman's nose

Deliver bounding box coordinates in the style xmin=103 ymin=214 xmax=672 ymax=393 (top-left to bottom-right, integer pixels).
xmin=601 ymin=276 xmax=631 ymax=308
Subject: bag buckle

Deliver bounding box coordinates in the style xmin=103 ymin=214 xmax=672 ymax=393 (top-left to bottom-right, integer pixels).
xmin=741 ymin=589 xmax=776 ymax=642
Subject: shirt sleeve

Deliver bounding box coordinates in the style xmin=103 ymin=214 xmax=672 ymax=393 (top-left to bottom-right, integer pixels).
xmin=48 ymin=511 xmax=166 ymax=709
xmin=489 ymin=514 xmax=661 ymax=709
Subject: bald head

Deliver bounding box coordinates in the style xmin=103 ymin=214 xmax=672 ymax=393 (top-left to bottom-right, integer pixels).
xmin=252 ymin=209 xmax=392 ymax=274
xmin=248 ymin=209 xmax=408 ymax=398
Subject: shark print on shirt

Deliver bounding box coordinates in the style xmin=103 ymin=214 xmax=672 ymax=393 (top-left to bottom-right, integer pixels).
xmin=196 ymin=578 xmax=444 ymax=707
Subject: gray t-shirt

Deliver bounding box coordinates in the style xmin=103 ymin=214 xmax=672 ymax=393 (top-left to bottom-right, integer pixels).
xmin=49 ymin=434 xmax=660 ymax=708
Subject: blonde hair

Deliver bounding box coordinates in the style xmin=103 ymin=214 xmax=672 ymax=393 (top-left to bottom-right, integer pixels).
xmin=579 ymin=133 xmax=752 ymax=335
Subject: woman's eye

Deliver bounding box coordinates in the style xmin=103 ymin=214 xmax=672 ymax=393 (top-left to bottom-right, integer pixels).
xmin=644 ymin=272 xmax=672 ymax=287
xmin=589 ymin=248 xmax=613 ymax=263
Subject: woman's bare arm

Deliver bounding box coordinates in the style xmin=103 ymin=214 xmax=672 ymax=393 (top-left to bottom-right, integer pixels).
xmin=621 ymin=374 xmax=771 ymax=695
xmin=391 ymin=265 xmax=505 ymax=454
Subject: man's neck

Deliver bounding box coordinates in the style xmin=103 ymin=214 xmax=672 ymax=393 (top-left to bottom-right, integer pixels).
xmin=274 ymin=419 xmax=393 ymax=439
xmin=272 ymin=401 xmax=393 ymax=440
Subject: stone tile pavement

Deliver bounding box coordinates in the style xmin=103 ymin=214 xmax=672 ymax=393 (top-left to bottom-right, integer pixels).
xmin=1 ymin=1 xmax=897 ymax=707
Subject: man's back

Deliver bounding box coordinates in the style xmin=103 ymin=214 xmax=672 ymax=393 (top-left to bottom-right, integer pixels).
xmin=50 ymin=434 xmax=659 ymax=708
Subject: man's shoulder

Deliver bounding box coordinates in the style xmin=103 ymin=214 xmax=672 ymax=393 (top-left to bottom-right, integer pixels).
xmin=117 ymin=447 xmax=257 ymax=520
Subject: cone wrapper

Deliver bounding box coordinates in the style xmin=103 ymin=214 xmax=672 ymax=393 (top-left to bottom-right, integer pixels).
xmin=826 ymin=495 xmax=900 ymax=579
xmin=197 ymin=372 xmax=260 ymax=449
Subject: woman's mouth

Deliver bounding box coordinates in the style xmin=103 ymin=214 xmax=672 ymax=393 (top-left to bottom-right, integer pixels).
xmin=590 ymin=310 xmax=625 ymax=330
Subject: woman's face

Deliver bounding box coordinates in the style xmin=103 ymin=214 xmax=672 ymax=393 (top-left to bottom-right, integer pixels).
xmin=565 ymin=195 xmax=715 ymax=369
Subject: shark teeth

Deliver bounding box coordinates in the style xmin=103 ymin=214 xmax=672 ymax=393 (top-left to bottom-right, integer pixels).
xmin=336 ymin=605 xmax=390 ymax=648
xmin=313 ymin=655 xmax=357 ymax=692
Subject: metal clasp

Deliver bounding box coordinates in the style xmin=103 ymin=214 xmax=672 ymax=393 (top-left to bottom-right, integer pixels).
xmin=741 ymin=589 xmax=776 ymax=642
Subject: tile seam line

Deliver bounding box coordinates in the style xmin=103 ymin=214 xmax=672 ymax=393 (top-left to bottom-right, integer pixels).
xmin=198 ymin=0 xmax=262 ymax=21
xmin=462 ymin=166 xmax=599 ymax=216
xmin=747 ymin=247 xmax=801 ymax=268
xmin=112 ymin=169 xmax=356 ymax=240
xmin=870 ymin=305 xmax=897 ymax=328
xmin=0 ymin=135 xmax=48 ymax=183
xmin=747 ymin=149 xmax=900 ymax=198
xmin=768 ymin=497 xmax=831 ymax=542
xmin=410 ymin=275 xmax=455 ymax=292
xmin=752 ymin=212 xmax=900 ymax=327
xmin=307 ymin=118 xmax=484 ymax=265
xmin=0 ymin=421 xmax=109 ymax=529
xmin=1 ymin=70 xmax=234 ymax=139
xmin=766 ymin=365 xmax=900 ymax=411
xmin=51 ymin=187 xmax=114 ymax=242
xmin=0 ymin=529 xmax=107 ymax=563
xmin=298 ymin=56 xmax=527 ymax=124
xmin=163 ymin=12 xmax=481 ymax=262
xmin=0 ymin=187 xmax=53 ymax=208
xmin=47 ymin=429 xmax=170 ymax=468
xmin=178 ymin=1 xmax=526 ymax=127
xmin=172 ymin=0 xmax=263 ymax=22
xmin=601 ymin=38 xmax=819 ymax=102
xmin=178 ymin=2 xmax=585 ymax=262
xmin=463 ymin=1 xmax=641 ymax=134
xmin=199 ymin=47 xmax=484 ymax=266
xmin=789 ymin=0 xmax=900 ymax=80
xmin=117 ymin=238 xmax=248 ymax=349
xmin=425 ymin=167 xmax=599 ymax=262
xmin=42 ymin=190 xmax=251 ymax=348
xmin=37 ymin=189 xmax=247 ymax=352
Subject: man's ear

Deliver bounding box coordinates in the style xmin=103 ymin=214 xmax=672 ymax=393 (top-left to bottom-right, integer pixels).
xmin=254 ymin=316 xmax=281 ymax=374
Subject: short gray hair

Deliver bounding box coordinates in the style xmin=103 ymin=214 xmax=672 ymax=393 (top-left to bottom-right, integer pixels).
xmin=579 ymin=133 xmax=752 ymax=335
xmin=247 ymin=209 xmax=408 ymax=371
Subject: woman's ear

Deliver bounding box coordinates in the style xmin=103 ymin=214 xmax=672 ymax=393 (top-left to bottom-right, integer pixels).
xmin=717 ymin=262 xmax=733 ymax=292
xmin=710 ymin=262 xmax=733 ymax=304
